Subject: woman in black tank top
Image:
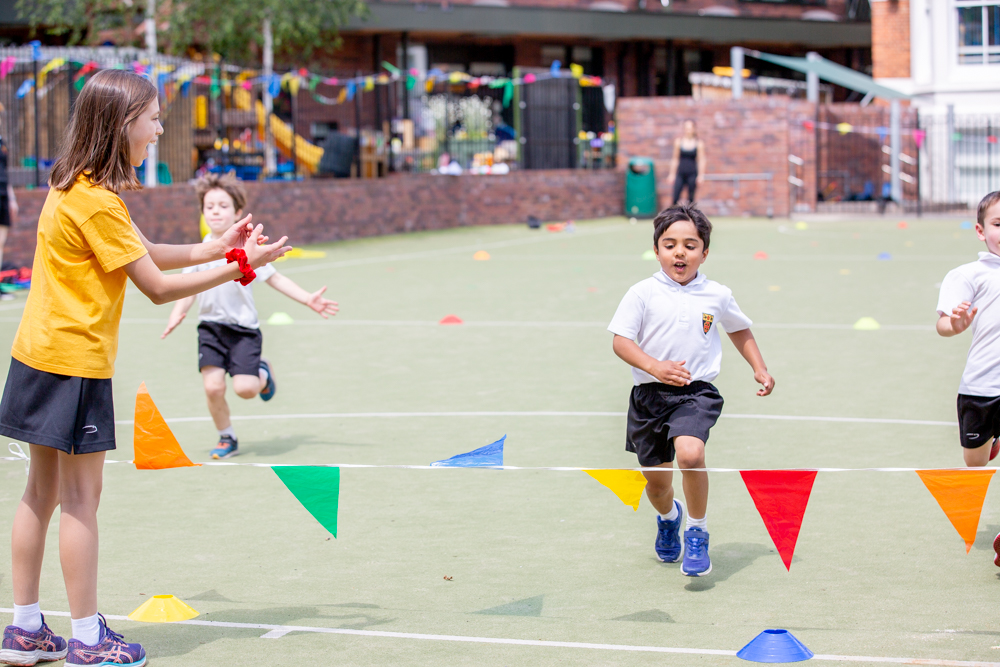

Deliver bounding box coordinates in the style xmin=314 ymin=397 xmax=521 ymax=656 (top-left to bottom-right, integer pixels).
xmin=669 ymin=119 xmax=707 ymax=205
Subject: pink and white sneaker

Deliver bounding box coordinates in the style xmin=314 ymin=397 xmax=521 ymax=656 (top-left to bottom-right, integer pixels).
xmin=65 ymin=615 xmax=144 ymax=666
xmin=0 ymin=615 xmax=68 ymax=665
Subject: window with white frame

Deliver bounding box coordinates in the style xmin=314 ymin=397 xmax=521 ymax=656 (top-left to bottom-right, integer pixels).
xmin=957 ymin=1 xmax=1000 ymax=64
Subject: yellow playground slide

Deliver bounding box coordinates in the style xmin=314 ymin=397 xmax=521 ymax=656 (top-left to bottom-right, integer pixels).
xmin=254 ymin=100 xmax=323 ymax=175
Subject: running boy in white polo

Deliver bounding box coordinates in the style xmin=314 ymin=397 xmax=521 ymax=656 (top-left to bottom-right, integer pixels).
xmin=609 ymin=205 xmax=774 ymax=577
xmin=935 ymin=190 xmax=1000 ymax=568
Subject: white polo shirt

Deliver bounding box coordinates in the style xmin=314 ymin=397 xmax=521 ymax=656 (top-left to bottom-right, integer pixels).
xmin=182 ymin=236 xmax=277 ymax=330
xmin=609 ymin=270 xmax=753 ymax=386
xmin=936 ymin=251 xmax=1000 ymax=396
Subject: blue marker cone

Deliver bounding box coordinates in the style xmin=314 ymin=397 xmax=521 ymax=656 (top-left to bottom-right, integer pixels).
xmin=737 ymin=629 xmax=813 ymax=663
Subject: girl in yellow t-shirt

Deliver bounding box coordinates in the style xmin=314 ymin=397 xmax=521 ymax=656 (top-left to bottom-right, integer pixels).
xmin=0 ymin=70 xmax=290 ymax=667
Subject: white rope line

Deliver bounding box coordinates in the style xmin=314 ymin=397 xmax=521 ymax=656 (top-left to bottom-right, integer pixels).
xmin=0 ymin=609 xmax=994 ymax=666
xmin=108 ymin=411 xmax=956 ymax=427
xmin=0 ymin=453 xmax=986 ymax=474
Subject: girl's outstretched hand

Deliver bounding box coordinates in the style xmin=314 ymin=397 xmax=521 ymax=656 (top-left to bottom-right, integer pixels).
xmin=755 ymin=370 xmax=775 ymax=397
xmin=160 ymin=310 xmax=185 ymax=338
xmin=306 ymin=286 xmax=339 ymax=318
xmin=244 ymin=224 xmax=291 ymax=268
xmin=218 ymin=214 xmax=254 ymax=251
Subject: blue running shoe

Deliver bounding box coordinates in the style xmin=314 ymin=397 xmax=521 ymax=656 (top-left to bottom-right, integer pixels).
xmin=0 ymin=614 xmax=67 ymax=665
xmin=211 ymin=434 xmax=238 ymax=460
xmin=66 ymin=614 xmax=144 ymax=666
xmin=681 ymin=527 xmax=712 ymax=576
xmin=259 ymin=358 xmax=276 ymax=402
xmin=654 ymin=500 xmax=685 ymax=563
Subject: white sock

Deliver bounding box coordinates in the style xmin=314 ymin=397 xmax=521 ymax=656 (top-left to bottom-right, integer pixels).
xmin=218 ymin=426 xmax=236 ymax=440
xmin=659 ymin=503 xmax=679 ymax=521
xmin=70 ymin=613 xmax=101 ymax=646
xmin=12 ymin=602 xmax=41 ymax=632
xmin=686 ymin=515 xmax=707 ymax=531
xmin=259 ymin=367 xmax=269 ymax=383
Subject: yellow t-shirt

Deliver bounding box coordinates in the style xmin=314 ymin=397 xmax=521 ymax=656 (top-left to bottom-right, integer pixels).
xmin=12 ymin=176 xmax=148 ymax=379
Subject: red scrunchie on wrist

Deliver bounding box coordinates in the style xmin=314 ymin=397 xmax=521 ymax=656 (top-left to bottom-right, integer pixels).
xmin=225 ymin=248 xmax=256 ymax=286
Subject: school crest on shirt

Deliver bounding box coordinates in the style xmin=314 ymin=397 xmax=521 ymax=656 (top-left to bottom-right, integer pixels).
xmin=702 ymin=313 xmax=714 ymax=334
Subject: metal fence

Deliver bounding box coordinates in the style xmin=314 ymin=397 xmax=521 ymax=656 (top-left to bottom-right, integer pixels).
xmin=918 ymin=111 xmax=1000 ymax=207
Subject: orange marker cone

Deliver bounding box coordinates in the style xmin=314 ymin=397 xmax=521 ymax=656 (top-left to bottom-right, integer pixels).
xmin=916 ymin=469 xmax=995 ymax=553
xmin=133 ymin=383 xmax=200 ymax=470
xmin=439 ymin=314 xmax=463 ymax=325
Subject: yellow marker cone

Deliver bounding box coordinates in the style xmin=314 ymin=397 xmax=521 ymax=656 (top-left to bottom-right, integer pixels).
xmin=473 ymin=250 xmax=491 ymax=261
xmin=128 ymin=595 xmax=199 ymax=623
xmin=267 ymin=312 xmax=294 ymax=325
xmin=853 ymin=317 xmax=880 ymax=331
xmin=794 ymin=221 xmax=808 ymax=230
xmin=642 ymin=249 xmax=656 ymax=261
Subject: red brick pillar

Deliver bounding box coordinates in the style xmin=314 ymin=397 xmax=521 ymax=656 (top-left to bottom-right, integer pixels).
xmin=871 ymin=0 xmax=910 ymax=78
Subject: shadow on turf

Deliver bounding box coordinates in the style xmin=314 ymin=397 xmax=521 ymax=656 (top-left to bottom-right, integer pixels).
xmin=973 ymin=524 xmax=1000 ymax=552
xmin=126 ymin=605 xmax=396 ymax=659
xmin=681 ymin=542 xmax=773 ymax=592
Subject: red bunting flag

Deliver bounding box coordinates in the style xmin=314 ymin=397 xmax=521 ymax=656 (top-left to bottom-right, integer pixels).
xmin=740 ymin=470 xmax=817 ymax=571
xmin=916 ymin=469 xmax=995 ymax=553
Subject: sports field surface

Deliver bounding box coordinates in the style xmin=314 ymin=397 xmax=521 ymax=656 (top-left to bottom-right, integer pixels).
xmin=0 ymin=214 xmax=997 ymax=666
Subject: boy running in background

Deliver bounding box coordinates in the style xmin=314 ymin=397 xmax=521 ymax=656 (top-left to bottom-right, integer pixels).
xmin=609 ymin=205 xmax=774 ymax=577
xmin=161 ymin=172 xmax=338 ymax=459
xmin=935 ymin=190 xmax=1000 ymax=567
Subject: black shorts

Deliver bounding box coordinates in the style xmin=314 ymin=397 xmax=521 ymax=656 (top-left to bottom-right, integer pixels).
xmin=197 ymin=321 xmax=263 ymax=377
xmin=0 ymin=194 xmax=11 ymax=228
xmin=626 ymin=381 xmax=724 ymax=466
xmin=957 ymin=393 xmax=1000 ymax=449
xmin=0 ymin=357 xmax=116 ymax=454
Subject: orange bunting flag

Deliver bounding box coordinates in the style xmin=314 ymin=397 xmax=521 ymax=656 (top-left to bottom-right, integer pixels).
xmin=585 ymin=470 xmax=646 ymax=511
xmin=133 ymin=382 xmax=200 ymax=470
xmin=916 ymin=469 xmax=995 ymax=553
xmin=741 ymin=470 xmax=817 ymax=571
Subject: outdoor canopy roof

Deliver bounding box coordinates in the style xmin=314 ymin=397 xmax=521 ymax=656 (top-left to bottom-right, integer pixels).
xmin=747 ymin=50 xmax=909 ymax=100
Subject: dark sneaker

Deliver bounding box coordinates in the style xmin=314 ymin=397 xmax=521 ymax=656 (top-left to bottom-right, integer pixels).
xmin=654 ymin=500 xmax=685 ymax=563
xmin=66 ymin=614 xmax=144 ymax=666
xmin=211 ymin=434 xmax=238 ymax=460
xmin=991 ymin=438 xmax=999 ymax=462
xmin=0 ymin=615 xmax=68 ymax=665
xmin=994 ymin=532 xmax=1000 ymax=567
xmin=259 ymin=358 xmax=276 ymax=402
xmin=681 ymin=527 xmax=712 ymax=577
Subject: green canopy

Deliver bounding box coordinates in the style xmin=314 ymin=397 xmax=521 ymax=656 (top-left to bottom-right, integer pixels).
xmin=747 ymin=50 xmax=909 ymax=100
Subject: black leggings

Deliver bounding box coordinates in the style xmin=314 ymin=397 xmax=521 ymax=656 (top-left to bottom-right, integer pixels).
xmin=672 ymin=171 xmax=697 ymax=204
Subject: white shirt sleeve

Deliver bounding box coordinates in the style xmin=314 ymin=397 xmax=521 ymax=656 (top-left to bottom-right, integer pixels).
xmin=256 ymin=263 xmax=277 ymax=282
xmin=936 ymin=268 xmax=975 ymax=316
xmin=717 ymin=293 xmax=753 ymax=333
xmin=608 ymin=286 xmax=645 ymax=339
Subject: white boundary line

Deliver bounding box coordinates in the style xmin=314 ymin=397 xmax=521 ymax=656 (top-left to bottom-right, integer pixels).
xmin=0 ymin=610 xmax=995 ymax=666
xmin=111 ymin=411 xmax=956 ymax=427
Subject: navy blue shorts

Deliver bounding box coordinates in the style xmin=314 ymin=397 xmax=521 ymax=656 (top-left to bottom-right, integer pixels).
xmin=197 ymin=321 xmax=263 ymax=377
xmin=626 ymin=381 xmax=724 ymax=466
xmin=957 ymin=393 xmax=1000 ymax=449
xmin=0 ymin=357 xmax=116 ymax=454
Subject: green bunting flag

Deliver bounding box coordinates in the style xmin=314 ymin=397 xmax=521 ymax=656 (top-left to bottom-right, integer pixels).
xmin=273 ymin=466 xmax=340 ymax=537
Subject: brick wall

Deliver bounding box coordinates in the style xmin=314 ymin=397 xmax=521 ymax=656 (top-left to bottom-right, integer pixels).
xmin=4 ymin=170 xmax=623 ymax=268
xmin=616 ymin=97 xmax=793 ymax=217
xmin=871 ymin=0 xmax=910 ymax=79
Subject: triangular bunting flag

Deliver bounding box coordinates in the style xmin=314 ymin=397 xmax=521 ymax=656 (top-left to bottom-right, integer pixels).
xmin=585 ymin=470 xmax=646 ymax=510
xmin=133 ymin=383 xmax=199 ymax=470
xmin=431 ymin=436 xmax=505 ymax=467
xmin=916 ymin=469 xmax=995 ymax=553
xmin=740 ymin=470 xmax=817 ymax=571
xmin=273 ymin=466 xmax=341 ymax=537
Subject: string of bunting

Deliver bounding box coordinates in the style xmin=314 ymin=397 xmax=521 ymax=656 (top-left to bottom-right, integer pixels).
xmin=798 ymin=119 xmax=1000 ymax=149
xmin=3 ymin=382 xmax=993 ymax=570
xmin=0 ymin=53 xmax=604 ymax=109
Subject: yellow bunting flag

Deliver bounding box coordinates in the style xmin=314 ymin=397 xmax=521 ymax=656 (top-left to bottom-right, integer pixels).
xmin=133 ymin=383 xmax=200 ymax=470
xmin=364 ymin=76 xmax=374 ymax=92
xmin=38 ymin=57 xmax=66 ymax=88
xmin=836 ymin=122 xmax=853 ymax=135
xmin=585 ymin=470 xmax=647 ymax=511
xmin=916 ymin=469 xmax=995 ymax=553
xmin=337 ymin=88 xmax=348 ymax=104
xmin=570 ymin=63 xmax=584 ymax=79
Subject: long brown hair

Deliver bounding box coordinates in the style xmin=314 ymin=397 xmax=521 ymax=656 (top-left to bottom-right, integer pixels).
xmin=49 ymin=69 xmax=157 ymax=193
